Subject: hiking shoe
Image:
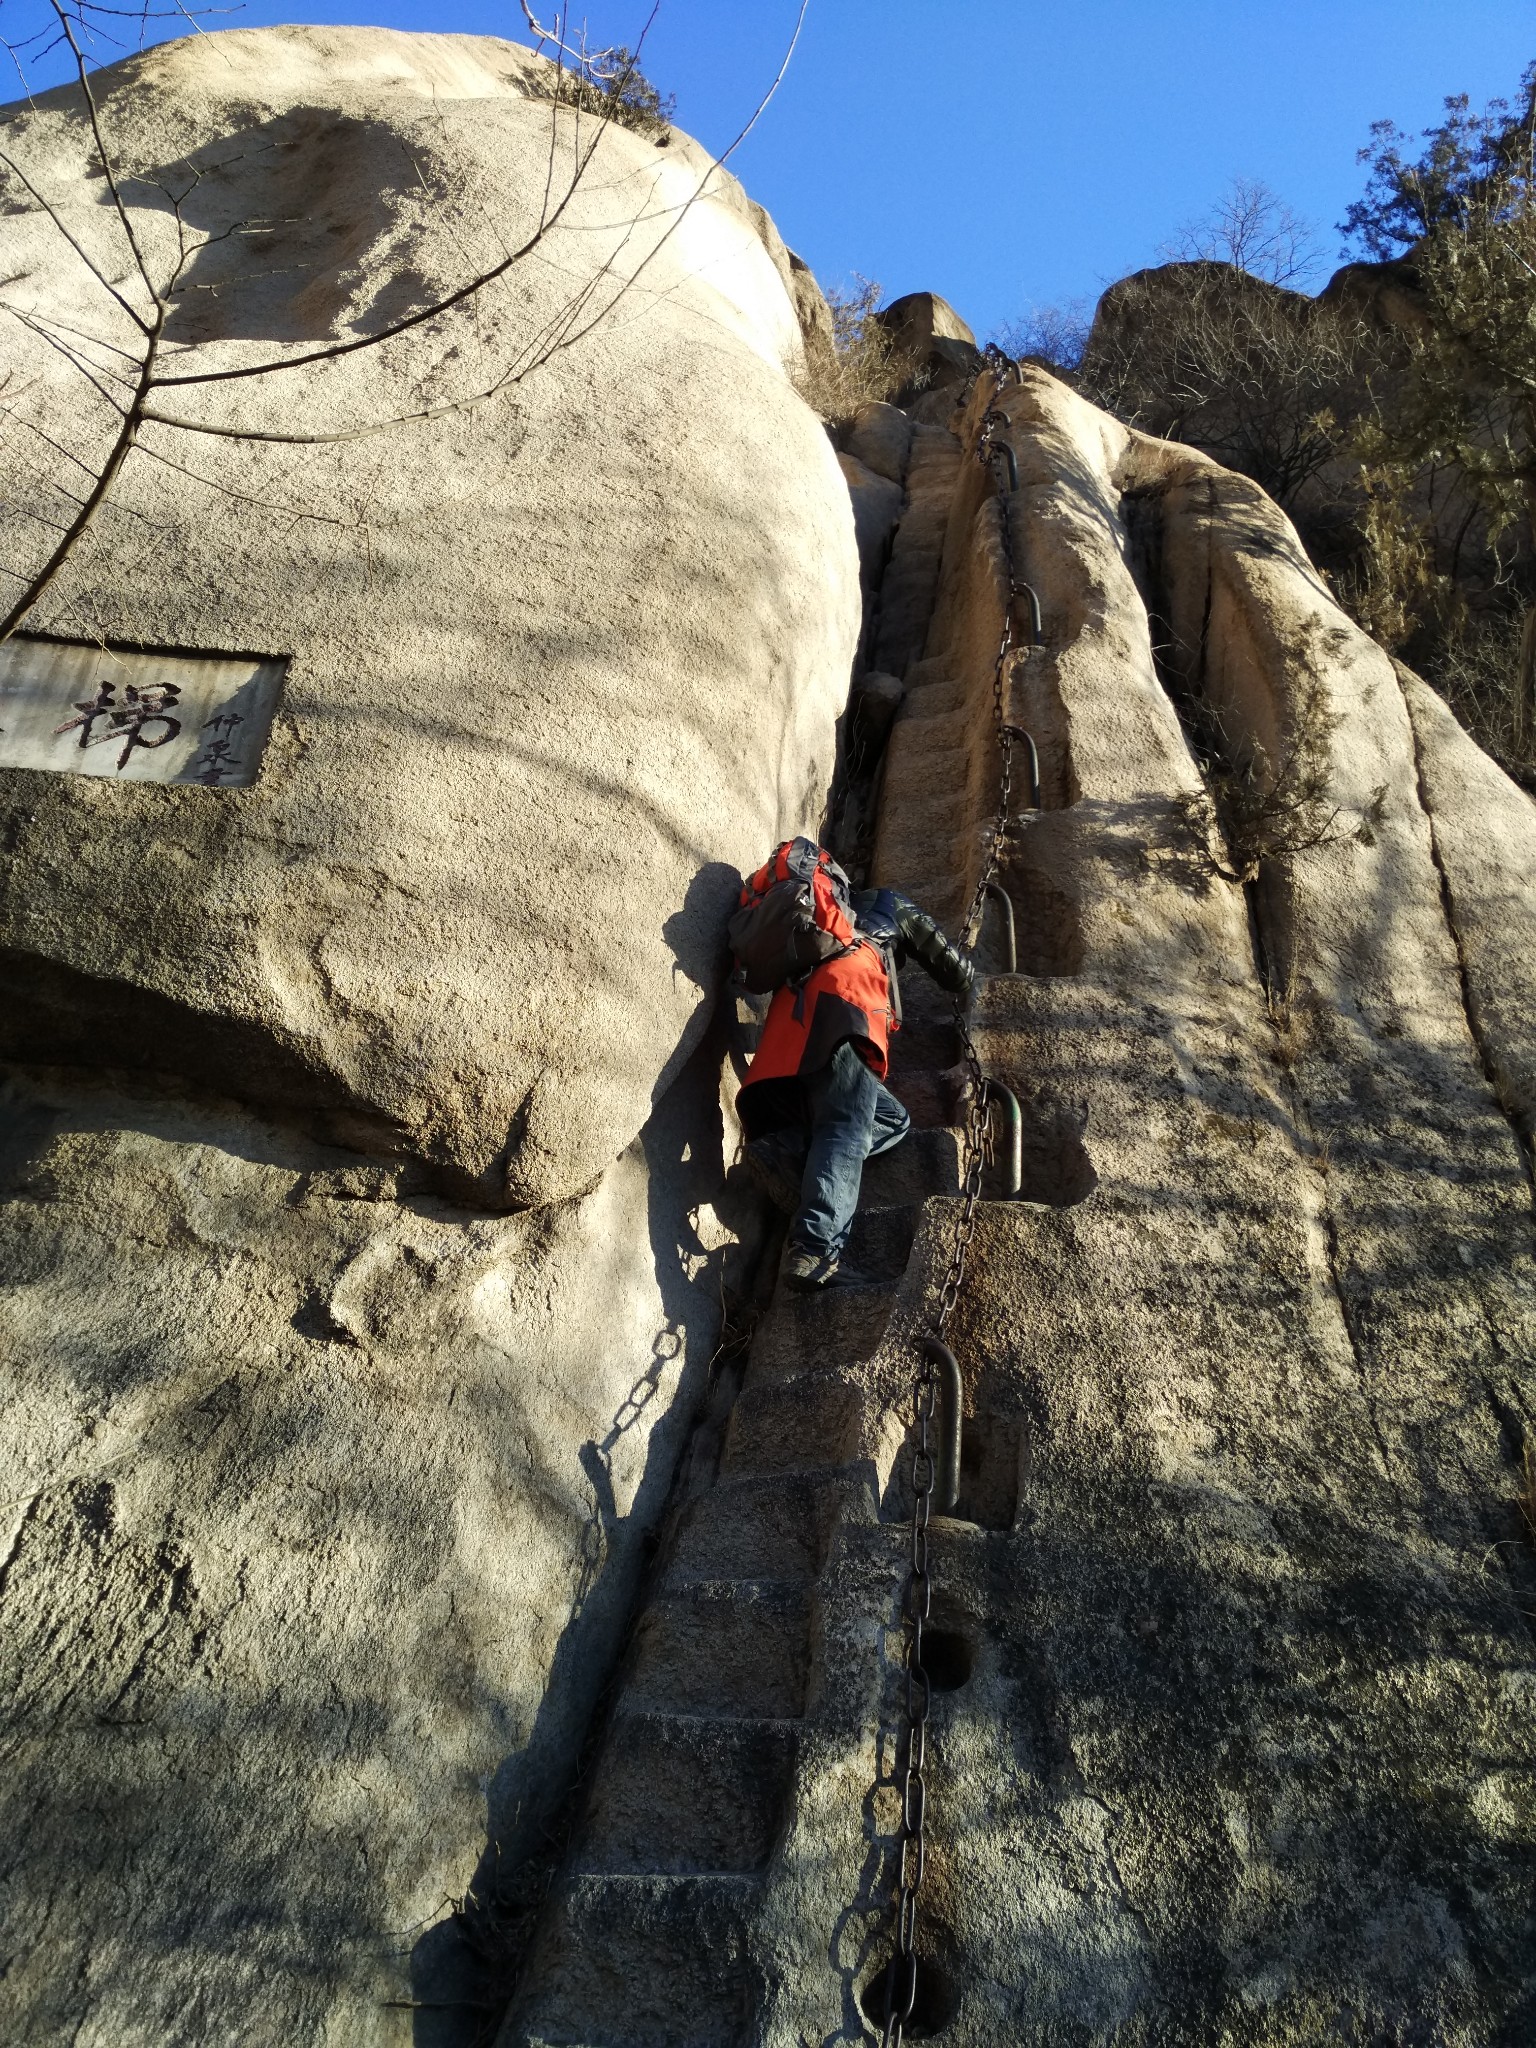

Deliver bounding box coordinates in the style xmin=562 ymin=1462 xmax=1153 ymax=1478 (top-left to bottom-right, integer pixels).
xmin=743 ymin=1137 xmax=803 ymax=1215
xmin=782 ymin=1245 xmax=838 ymax=1290
xmin=782 ymin=1246 xmax=877 ymax=1291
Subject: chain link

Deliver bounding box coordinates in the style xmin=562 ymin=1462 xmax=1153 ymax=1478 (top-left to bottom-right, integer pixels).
xmin=879 ymin=362 xmax=1036 ymax=2047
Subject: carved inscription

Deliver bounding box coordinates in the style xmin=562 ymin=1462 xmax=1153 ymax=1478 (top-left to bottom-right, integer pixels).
xmin=0 ymin=637 xmax=286 ymax=787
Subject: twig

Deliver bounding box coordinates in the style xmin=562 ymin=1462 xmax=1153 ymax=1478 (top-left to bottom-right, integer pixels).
xmin=47 ymin=0 xmax=159 ymax=307
xmin=0 ymin=302 xmax=163 ymax=637
xmin=0 ymin=143 xmax=149 ymax=331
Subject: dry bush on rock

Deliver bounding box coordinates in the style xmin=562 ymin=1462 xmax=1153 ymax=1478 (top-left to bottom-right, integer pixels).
xmin=1422 ymin=608 xmax=1536 ymax=783
xmin=1163 ymin=175 xmax=1325 ymax=289
xmin=1081 ymin=264 xmax=1371 ymax=513
xmin=1332 ymin=459 xmax=1446 ymax=654
xmin=520 ymin=37 xmax=674 ymax=138
xmin=793 ymin=272 xmax=905 ymax=424
xmin=992 ymin=299 xmax=1092 ymax=375
xmin=1338 ymin=65 xmax=1536 ymax=766
xmin=1175 ymin=667 xmax=1351 ymax=886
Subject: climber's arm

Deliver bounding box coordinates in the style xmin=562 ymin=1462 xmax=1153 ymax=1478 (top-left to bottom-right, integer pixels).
xmin=891 ymin=893 xmax=974 ymax=997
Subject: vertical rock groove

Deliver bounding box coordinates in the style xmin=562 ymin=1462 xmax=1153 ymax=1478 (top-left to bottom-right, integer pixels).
xmin=1396 ymin=659 xmax=1536 ymax=1209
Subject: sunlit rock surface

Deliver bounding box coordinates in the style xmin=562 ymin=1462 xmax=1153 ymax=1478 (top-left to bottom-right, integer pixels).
xmin=0 ymin=23 xmax=858 ymax=1208
xmin=494 ymin=366 xmax=1536 ymax=2047
xmin=0 ymin=25 xmax=857 ymax=2045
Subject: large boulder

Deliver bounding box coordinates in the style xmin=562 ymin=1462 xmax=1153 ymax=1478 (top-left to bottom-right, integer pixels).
xmin=842 ymin=398 xmax=914 ymax=486
xmin=876 ymin=287 xmax=981 ymax=396
xmin=0 ymin=24 xmax=859 ymax=1209
xmin=0 ymin=1046 xmax=758 ymax=2045
xmin=0 ymin=26 xmax=858 ymax=2046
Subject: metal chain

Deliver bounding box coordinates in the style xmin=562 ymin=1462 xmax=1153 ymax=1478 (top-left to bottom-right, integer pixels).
xmin=879 ymin=371 xmax=1036 ymax=2047
xmin=958 ymin=340 xmax=1020 ymax=414
xmin=880 ymin=1358 xmax=935 ymax=2045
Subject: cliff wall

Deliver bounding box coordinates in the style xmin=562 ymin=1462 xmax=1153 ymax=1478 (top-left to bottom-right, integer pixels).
xmin=491 ymin=358 xmax=1536 ymax=2047
xmin=1 ymin=36 xmax=1534 ymax=2047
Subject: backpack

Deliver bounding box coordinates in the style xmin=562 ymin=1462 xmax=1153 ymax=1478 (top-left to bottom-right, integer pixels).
xmin=728 ymin=837 xmax=857 ymax=994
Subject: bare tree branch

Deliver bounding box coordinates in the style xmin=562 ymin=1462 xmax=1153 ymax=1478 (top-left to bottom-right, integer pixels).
xmin=131 ymin=434 xmax=362 ymax=527
xmin=150 ymin=45 xmax=649 ymax=389
xmin=47 ymin=0 xmax=159 ymax=306
xmin=0 ymin=301 xmax=131 ymax=409
xmin=0 ymin=142 xmax=148 ymax=330
xmin=0 ymin=300 xmax=163 ymax=636
xmin=0 ymin=0 xmax=813 ymax=642
xmin=151 ymin=0 xmax=806 ymax=393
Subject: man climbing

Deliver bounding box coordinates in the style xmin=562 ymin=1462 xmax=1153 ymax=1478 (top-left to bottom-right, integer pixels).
xmin=730 ymin=837 xmax=973 ymax=1290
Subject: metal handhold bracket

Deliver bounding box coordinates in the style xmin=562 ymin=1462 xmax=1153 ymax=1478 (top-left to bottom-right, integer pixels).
xmin=921 ymin=1335 xmax=963 ymax=1513
xmin=1002 ymin=724 xmax=1041 ymax=810
xmin=980 ymin=880 xmax=1016 ymax=974
xmin=1009 ymin=581 xmax=1043 ymax=647
xmin=985 ymin=1080 xmax=1024 ymax=1201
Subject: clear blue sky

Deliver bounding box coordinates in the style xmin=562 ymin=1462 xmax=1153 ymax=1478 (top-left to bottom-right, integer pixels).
xmin=12 ymin=1 xmax=1535 ymax=337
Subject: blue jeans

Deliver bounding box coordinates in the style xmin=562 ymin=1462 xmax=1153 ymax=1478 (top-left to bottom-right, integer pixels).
xmin=774 ymin=1040 xmax=911 ymax=1260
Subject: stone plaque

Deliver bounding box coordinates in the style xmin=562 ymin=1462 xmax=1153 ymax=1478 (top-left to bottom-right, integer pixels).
xmin=0 ymin=635 xmax=286 ymax=787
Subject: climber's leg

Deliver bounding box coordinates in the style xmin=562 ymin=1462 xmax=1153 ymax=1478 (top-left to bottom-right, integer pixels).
xmin=742 ymin=1126 xmax=809 ymax=1213
xmin=866 ymin=1075 xmax=911 ymax=1161
xmin=784 ymin=1042 xmax=909 ymax=1284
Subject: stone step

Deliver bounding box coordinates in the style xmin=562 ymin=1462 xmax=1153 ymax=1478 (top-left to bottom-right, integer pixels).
xmin=901 ymin=673 xmax=972 ymax=719
xmin=500 ymin=1872 xmax=759 ymax=2048
xmin=722 ymin=1371 xmax=866 ymax=1475
xmin=842 ymin=1200 xmax=918 ymax=1278
xmin=878 ymin=734 xmax=972 ymax=813
xmin=907 ymin=429 xmax=962 ymax=476
xmin=891 ymin=704 xmax=973 ymax=753
xmin=761 ymin=1194 xmax=915 ymax=1283
xmin=861 ymin=1125 xmax=961 ymax=1205
xmin=889 ymin=983 xmax=964 ymax=1054
xmin=626 ymin=1579 xmax=811 ymax=1719
xmin=872 ymin=536 xmax=958 ymax=671
xmin=905 ymin=654 xmax=953 ymax=689
xmin=746 ymin=1279 xmax=899 ymax=1383
xmin=886 ymin=1063 xmax=965 ymax=1130
xmin=751 ymin=1123 xmax=954 ymax=1234
xmin=668 ymin=1472 xmax=848 ymax=1582
xmin=579 ymin=1711 xmax=798 ymax=1876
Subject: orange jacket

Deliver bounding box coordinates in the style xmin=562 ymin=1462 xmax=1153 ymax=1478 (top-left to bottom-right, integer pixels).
xmin=738 ymin=936 xmax=896 ymax=1137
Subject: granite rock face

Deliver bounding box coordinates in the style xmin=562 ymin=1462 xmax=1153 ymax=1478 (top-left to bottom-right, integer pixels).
xmin=490 ymin=363 xmax=1536 ymax=2045
xmin=803 ymin=368 xmax=1536 ymax=2044
xmin=6 ymin=48 xmax=1536 ymax=2039
xmin=0 ymin=24 xmax=858 ymax=1209
xmin=876 ymin=289 xmax=982 ymax=401
xmin=0 ymin=1045 xmax=759 ymax=2045
xmin=0 ymin=26 xmax=857 ymax=2048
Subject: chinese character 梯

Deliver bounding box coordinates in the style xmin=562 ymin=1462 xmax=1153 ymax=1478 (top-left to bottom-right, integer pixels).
xmin=54 ymin=679 xmax=183 ymax=771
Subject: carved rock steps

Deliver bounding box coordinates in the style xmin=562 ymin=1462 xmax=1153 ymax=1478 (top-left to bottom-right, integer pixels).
xmin=870 ymin=426 xmax=964 ymax=680
xmin=500 ymin=408 xmax=975 ymax=2048
xmin=498 ymin=1143 xmax=962 ymax=2046
xmin=489 ymin=1108 xmax=969 ymax=2042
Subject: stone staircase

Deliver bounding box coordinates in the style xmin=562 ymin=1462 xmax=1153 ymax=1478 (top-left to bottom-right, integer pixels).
xmin=497 ymin=1128 xmax=963 ymax=2048
xmin=498 ymin=384 xmax=986 ymax=2048
xmin=871 ymin=423 xmax=964 ymax=681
